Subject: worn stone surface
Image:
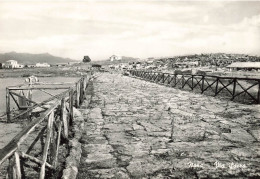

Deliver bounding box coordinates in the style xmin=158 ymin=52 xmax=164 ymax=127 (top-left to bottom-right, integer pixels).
xmin=77 ymin=73 xmax=260 ymax=178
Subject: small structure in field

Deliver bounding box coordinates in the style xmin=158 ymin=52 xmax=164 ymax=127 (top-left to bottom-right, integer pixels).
xmin=110 ymin=55 xmax=122 ymax=61
xmin=35 ymin=63 xmax=50 ymax=68
xmin=227 ymin=62 xmax=260 ymax=71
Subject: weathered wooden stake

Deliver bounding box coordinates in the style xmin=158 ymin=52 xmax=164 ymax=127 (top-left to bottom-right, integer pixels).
xmin=201 ymin=76 xmax=205 ymax=93
xmin=232 ymin=78 xmax=237 ymax=100
xmin=61 ymin=98 xmax=68 ymax=139
xmin=14 ymin=152 xmax=21 ymax=179
xmin=6 ymin=88 xmax=11 ymax=122
xmin=215 ymin=77 xmax=219 ymax=96
xmin=40 ymin=111 xmax=54 ymax=179
xmin=258 ymin=80 xmax=260 ymax=104
xmin=8 ymin=156 xmax=15 ymax=179
xmin=69 ymin=89 xmax=74 ymax=124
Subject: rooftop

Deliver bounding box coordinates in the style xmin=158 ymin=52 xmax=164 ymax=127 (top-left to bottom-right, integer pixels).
xmin=227 ymin=62 xmax=260 ymax=68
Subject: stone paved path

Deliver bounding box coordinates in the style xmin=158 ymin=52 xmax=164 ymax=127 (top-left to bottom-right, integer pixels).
xmin=78 ymin=73 xmax=260 ymax=178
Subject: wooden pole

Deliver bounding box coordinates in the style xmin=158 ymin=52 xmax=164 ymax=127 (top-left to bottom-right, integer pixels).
xmin=232 ymin=78 xmax=237 ymax=100
xmin=162 ymin=73 xmax=164 ymax=83
xmin=215 ymin=77 xmax=219 ymax=96
xmin=8 ymin=156 xmax=15 ymax=179
xmin=6 ymin=88 xmax=11 ymax=122
xmin=174 ymin=74 xmax=177 ymax=87
xmin=53 ymin=122 xmax=62 ymax=168
xmin=257 ymin=80 xmax=260 ymax=104
xmin=75 ymin=83 xmax=78 ymax=108
xmin=40 ymin=111 xmax=54 ymax=179
xmin=14 ymin=152 xmax=22 ymax=179
xmin=191 ymin=75 xmax=194 ymax=90
xmin=77 ymin=82 xmax=80 ymax=107
xmin=69 ymin=89 xmax=74 ymax=124
xmin=61 ymin=98 xmax=68 ymax=139
xmin=201 ymin=76 xmax=205 ymax=94
xmin=182 ymin=75 xmax=185 ymax=88
xmin=81 ymin=79 xmax=84 ymax=103
xmin=20 ymin=152 xmax=54 ymax=169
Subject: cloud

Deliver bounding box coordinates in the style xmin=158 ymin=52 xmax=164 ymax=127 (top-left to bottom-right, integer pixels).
xmin=0 ymin=1 xmax=259 ymax=60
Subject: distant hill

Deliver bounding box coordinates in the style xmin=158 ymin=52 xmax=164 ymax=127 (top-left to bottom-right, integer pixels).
xmin=0 ymin=52 xmax=77 ymax=64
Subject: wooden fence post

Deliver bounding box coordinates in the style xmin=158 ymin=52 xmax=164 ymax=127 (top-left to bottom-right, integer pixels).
xmin=232 ymin=78 xmax=237 ymax=100
xmin=182 ymin=75 xmax=185 ymax=88
xmin=191 ymin=75 xmax=194 ymax=90
xmin=6 ymin=88 xmax=11 ymax=123
xmin=14 ymin=152 xmax=21 ymax=179
xmin=40 ymin=111 xmax=54 ymax=179
xmin=174 ymin=74 xmax=177 ymax=87
xmin=61 ymin=98 xmax=68 ymax=139
xmin=69 ymin=89 xmax=74 ymax=124
xmin=80 ymin=79 xmax=84 ymax=104
xmin=76 ymin=82 xmax=80 ymax=108
xmin=201 ymin=76 xmax=205 ymax=93
xmin=257 ymin=80 xmax=260 ymax=104
xmin=8 ymin=156 xmax=15 ymax=179
xmin=215 ymin=77 xmax=219 ymax=96
xmin=162 ymin=73 xmax=164 ymax=83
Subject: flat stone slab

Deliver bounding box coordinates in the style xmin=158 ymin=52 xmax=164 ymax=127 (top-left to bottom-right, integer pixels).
xmin=82 ymin=144 xmax=113 ymax=155
xmin=80 ymin=167 xmax=130 ymax=179
xmin=126 ymin=156 xmax=171 ymax=178
xmin=82 ymin=153 xmax=117 ymax=169
xmin=222 ymin=128 xmax=256 ymax=144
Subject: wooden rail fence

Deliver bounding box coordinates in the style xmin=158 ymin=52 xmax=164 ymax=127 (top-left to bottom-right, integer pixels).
xmin=0 ymin=76 xmax=90 ymax=178
xmin=130 ymin=70 xmax=260 ymax=104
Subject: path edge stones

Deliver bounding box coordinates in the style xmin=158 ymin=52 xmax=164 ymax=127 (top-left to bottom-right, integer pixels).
xmin=62 ymin=77 xmax=94 ymax=179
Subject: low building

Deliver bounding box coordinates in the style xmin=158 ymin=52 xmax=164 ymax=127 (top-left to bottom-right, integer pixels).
xmin=35 ymin=63 xmax=50 ymax=68
xmin=26 ymin=64 xmax=36 ymax=68
xmin=110 ymin=55 xmax=122 ymax=61
xmin=3 ymin=60 xmax=24 ymax=69
xmin=68 ymin=61 xmax=80 ymax=65
xmin=55 ymin=63 xmax=67 ymax=67
xmin=173 ymin=61 xmax=199 ymax=68
xmin=227 ymin=62 xmax=260 ymax=71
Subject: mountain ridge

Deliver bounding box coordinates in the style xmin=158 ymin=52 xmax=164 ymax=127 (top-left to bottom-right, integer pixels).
xmin=0 ymin=52 xmax=77 ymax=64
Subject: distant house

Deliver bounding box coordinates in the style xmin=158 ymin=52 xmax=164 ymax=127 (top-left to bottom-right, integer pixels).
xmin=68 ymin=62 xmax=80 ymax=65
xmin=26 ymin=64 xmax=36 ymax=68
xmin=227 ymin=62 xmax=260 ymax=71
xmin=173 ymin=61 xmax=199 ymax=68
xmin=35 ymin=63 xmax=50 ymax=68
xmin=55 ymin=63 xmax=67 ymax=67
xmin=3 ymin=60 xmax=24 ymax=69
xmin=110 ymin=55 xmax=122 ymax=61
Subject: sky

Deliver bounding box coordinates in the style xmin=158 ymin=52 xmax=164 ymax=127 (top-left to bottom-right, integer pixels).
xmin=0 ymin=0 xmax=260 ymax=61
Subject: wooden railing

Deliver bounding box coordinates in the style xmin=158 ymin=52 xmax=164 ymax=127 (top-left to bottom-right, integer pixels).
xmin=0 ymin=76 xmax=89 ymax=178
xmin=129 ymin=70 xmax=260 ymax=104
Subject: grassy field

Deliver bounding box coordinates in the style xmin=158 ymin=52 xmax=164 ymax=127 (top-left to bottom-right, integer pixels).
xmin=0 ymin=63 xmax=92 ymax=78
